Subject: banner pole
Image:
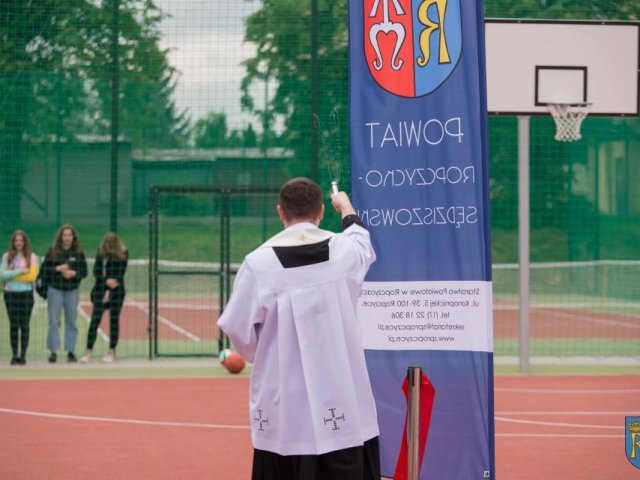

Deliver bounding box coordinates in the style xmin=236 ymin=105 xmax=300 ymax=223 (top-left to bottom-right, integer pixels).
xmin=407 ymin=366 xmax=422 ymax=480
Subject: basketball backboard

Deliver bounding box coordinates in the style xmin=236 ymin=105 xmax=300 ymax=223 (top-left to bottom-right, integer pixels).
xmin=485 ymin=19 xmax=640 ymax=116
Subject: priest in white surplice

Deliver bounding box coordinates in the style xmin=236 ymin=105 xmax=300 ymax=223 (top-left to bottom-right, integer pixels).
xmin=218 ymin=177 xmax=380 ymax=480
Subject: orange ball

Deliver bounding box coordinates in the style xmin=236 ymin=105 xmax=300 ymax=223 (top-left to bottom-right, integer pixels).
xmin=219 ymin=349 xmax=245 ymax=374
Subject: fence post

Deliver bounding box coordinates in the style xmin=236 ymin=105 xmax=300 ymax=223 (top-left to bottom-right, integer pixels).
xmin=110 ymin=0 xmax=120 ymax=232
xmin=148 ymin=188 xmax=158 ymax=360
xmin=310 ymin=0 xmax=319 ymax=181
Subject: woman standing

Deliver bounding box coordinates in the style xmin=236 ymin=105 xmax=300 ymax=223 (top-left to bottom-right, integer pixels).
xmin=41 ymin=224 xmax=87 ymax=363
xmin=1 ymin=231 xmax=38 ymax=365
xmin=80 ymin=232 xmax=128 ymax=363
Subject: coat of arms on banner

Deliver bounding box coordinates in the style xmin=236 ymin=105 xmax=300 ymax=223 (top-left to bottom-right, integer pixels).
xmin=364 ymin=0 xmax=462 ymax=97
xmin=627 ymin=417 xmax=640 ymax=469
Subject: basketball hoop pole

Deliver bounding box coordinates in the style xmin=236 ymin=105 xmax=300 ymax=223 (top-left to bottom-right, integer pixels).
xmin=518 ymin=116 xmax=531 ymax=374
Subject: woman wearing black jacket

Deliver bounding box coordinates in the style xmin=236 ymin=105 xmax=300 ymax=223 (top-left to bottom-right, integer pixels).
xmin=41 ymin=224 xmax=88 ymax=363
xmin=80 ymin=232 xmax=128 ymax=363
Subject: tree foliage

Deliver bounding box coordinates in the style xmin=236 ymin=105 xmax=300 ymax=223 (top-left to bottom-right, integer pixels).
xmin=193 ymin=112 xmax=229 ymax=148
xmin=240 ymin=0 xmax=640 ymax=212
xmin=241 ymin=0 xmax=349 ymax=181
xmin=484 ymin=0 xmax=640 ymax=19
xmin=0 ymin=0 xmax=187 ymax=224
xmin=193 ymin=111 xmax=259 ymax=149
xmin=94 ymin=0 xmax=189 ymax=147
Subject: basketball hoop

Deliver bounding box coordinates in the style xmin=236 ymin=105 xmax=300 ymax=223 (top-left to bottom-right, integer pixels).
xmin=545 ymin=102 xmax=592 ymax=142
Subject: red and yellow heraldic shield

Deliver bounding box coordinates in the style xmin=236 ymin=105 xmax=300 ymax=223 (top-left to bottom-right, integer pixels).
xmin=363 ymin=0 xmax=462 ymax=98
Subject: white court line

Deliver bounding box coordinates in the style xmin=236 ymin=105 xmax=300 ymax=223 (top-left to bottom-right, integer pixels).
xmin=496 ymin=433 xmax=620 ymax=438
xmin=495 ymin=416 xmax=622 ymax=430
xmin=493 ymin=303 xmax=640 ymax=329
xmin=0 ymin=407 xmax=624 ymax=439
xmin=76 ymin=304 xmax=109 ymax=343
xmin=81 ymin=300 xmax=216 ymax=311
xmin=496 ymin=411 xmax=631 ymax=415
xmin=495 ymin=387 xmax=640 ymax=394
xmin=549 ymin=309 xmax=640 ymax=330
xmin=493 ymin=302 xmax=640 ymax=310
xmin=130 ymin=301 xmax=201 ymax=342
xmin=0 ymin=407 xmax=249 ymax=430
xmin=138 ymin=301 xmax=218 ymax=311
xmin=492 ymin=260 xmax=640 ymax=269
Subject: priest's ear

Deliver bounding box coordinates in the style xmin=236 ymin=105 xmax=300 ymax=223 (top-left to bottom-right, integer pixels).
xmin=277 ymin=204 xmax=287 ymax=225
xmin=316 ymin=204 xmax=325 ymax=224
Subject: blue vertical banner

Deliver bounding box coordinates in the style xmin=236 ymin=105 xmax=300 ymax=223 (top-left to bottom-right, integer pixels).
xmin=349 ymin=0 xmax=494 ymax=478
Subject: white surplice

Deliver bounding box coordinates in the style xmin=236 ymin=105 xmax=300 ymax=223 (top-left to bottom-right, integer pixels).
xmin=218 ymin=221 xmax=379 ymax=456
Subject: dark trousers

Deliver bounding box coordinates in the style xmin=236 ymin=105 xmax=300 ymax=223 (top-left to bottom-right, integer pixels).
xmin=86 ymin=296 xmax=124 ymax=350
xmin=4 ymin=291 xmax=34 ymax=358
xmin=252 ymin=436 xmax=380 ymax=480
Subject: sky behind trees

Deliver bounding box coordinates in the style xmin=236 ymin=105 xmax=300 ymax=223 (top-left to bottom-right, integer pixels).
xmin=155 ymin=0 xmax=263 ymax=130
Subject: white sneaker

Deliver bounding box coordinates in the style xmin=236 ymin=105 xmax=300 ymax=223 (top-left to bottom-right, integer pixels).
xmin=102 ymin=352 xmax=115 ymax=363
xmin=80 ymin=353 xmax=91 ymax=364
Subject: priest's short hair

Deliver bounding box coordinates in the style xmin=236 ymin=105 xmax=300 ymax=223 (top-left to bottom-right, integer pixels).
xmin=279 ymin=177 xmax=323 ymax=221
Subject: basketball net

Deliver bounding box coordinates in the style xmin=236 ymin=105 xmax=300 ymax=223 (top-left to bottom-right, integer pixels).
xmin=545 ymin=102 xmax=592 ymax=142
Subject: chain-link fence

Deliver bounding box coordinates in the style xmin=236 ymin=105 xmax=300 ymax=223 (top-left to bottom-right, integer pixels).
xmin=1 ymin=0 xmax=639 ymax=364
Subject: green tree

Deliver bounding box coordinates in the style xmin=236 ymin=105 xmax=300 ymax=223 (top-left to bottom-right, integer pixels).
xmin=484 ymin=0 xmax=640 ymax=19
xmin=224 ymin=125 xmax=258 ymax=148
xmin=0 ymin=0 xmax=186 ymax=225
xmin=86 ymin=0 xmax=189 ymax=148
xmin=241 ymin=0 xmax=349 ymax=183
xmin=193 ymin=111 xmax=230 ymax=148
xmin=242 ymin=124 xmax=258 ymax=148
xmin=0 ymin=1 xmax=82 ymax=226
xmin=193 ymin=111 xmax=260 ymax=149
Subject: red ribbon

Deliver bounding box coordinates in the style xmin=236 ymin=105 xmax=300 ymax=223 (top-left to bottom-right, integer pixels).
xmin=393 ymin=372 xmax=436 ymax=480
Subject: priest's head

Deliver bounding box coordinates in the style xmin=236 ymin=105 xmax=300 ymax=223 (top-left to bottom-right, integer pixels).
xmin=277 ymin=177 xmax=325 ymax=227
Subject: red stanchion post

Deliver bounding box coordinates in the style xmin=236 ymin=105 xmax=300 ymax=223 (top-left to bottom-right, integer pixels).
xmin=407 ymin=366 xmax=421 ymax=480
xmin=393 ymin=367 xmax=436 ymax=480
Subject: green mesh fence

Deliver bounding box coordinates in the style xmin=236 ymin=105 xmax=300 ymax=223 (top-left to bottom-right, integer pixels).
xmin=0 ymin=0 xmax=639 ymax=365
